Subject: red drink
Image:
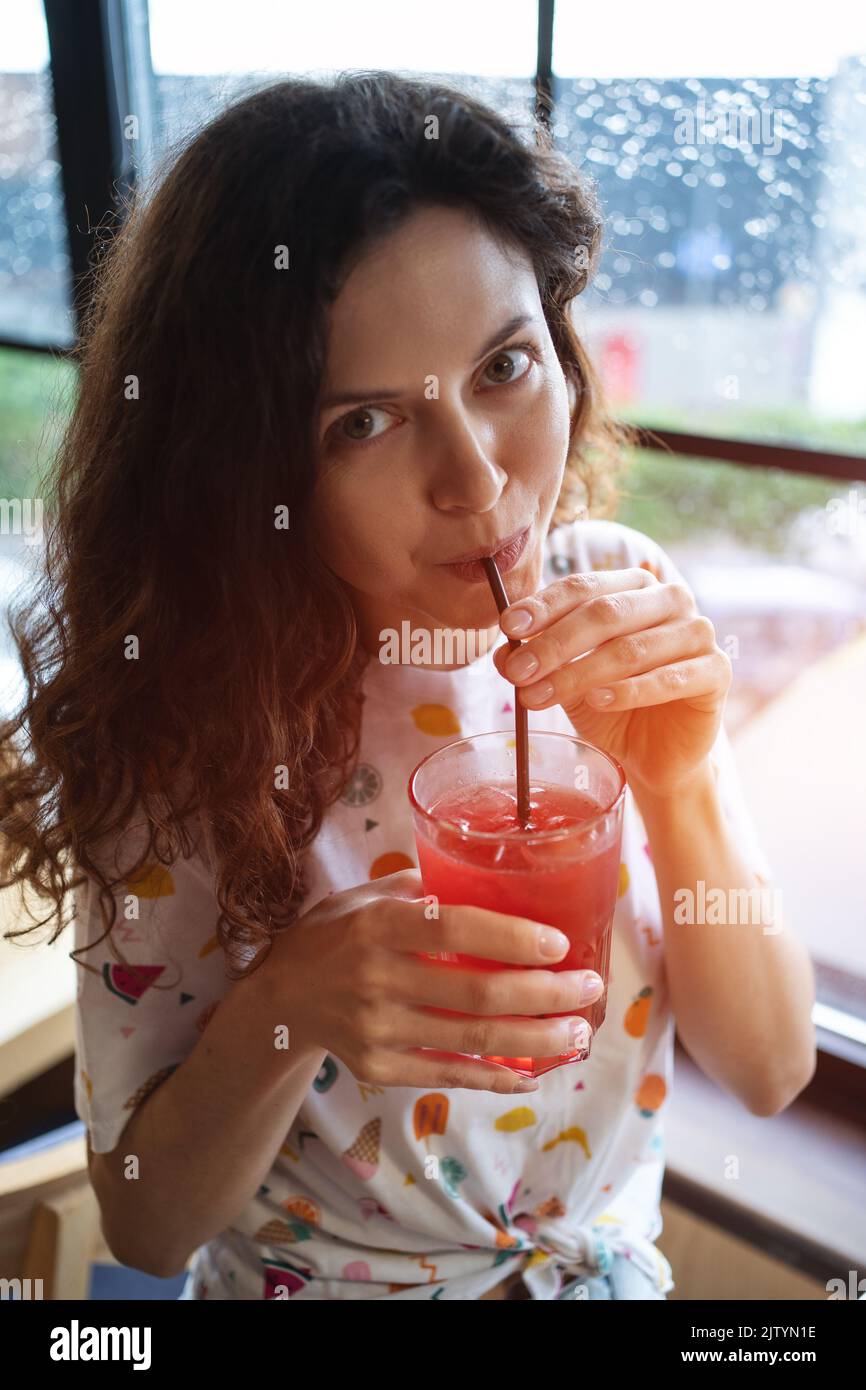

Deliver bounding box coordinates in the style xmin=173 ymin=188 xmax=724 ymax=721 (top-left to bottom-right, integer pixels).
xmin=408 ymin=732 xmax=626 ymax=1079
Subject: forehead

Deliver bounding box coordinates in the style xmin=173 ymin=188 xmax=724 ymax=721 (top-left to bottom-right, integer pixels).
xmin=322 ymin=204 xmax=539 ymax=381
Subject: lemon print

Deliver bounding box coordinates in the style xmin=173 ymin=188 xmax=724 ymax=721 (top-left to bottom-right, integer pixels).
xmin=617 ymin=862 xmax=630 ymax=898
xmin=369 ymin=851 xmax=415 ymax=880
xmin=525 ymin=1247 xmax=551 ymax=1269
xmin=126 ymin=863 xmax=175 ymax=898
xmin=411 ymin=705 xmax=461 ymax=737
xmin=495 ymin=1107 xmax=536 ymax=1133
xmin=340 ymin=763 xmax=382 ymax=807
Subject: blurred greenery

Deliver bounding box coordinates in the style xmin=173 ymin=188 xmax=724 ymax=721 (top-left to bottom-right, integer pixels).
xmin=630 ymin=404 xmax=866 ymax=457
xmin=618 ymin=404 xmax=865 ymax=551
xmin=0 ymin=347 xmax=77 ymax=500
xmin=614 ymin=448 xmax=845 ymax=554
xmin=0 ymin=347 xmax=862 ymax=558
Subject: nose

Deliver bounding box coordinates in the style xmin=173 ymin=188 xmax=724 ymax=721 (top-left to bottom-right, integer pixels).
xmin=425 ymin=409 xmax=509 ymax=513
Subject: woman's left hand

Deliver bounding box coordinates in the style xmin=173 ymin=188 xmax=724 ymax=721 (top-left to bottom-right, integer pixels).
xmin=492 ymin=567 xmax=732 ymax=801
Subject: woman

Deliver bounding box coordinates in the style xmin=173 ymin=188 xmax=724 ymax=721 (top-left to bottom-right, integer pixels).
xmin=0 ymin=71 xmax=816 ymax=1299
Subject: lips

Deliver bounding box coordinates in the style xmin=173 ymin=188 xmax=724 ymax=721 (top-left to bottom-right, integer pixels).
xmin=440 ymin=525 xmax=530 ymax=566
xmin=437 ymin=525 xmax=531 ymax=582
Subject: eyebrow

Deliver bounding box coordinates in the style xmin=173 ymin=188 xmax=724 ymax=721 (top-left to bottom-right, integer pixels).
xmin=318 ymin=312 xmax=539 ymax=411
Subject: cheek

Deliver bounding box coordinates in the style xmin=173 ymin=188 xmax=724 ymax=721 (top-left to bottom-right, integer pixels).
xmin=312 ymin=471 xmax=416 ymax=584
xmin=508 ymin=376 xmax=571 ymax=478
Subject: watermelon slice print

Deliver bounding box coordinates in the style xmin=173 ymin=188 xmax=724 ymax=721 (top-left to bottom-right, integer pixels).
xmin=102 ymin=962 xmax=165 ymax=1003
xmin=263 ymin=1258 xmax=314 ymax=1299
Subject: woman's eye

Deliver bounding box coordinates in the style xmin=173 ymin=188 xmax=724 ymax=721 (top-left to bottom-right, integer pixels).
xmin=325 ymin=342 xmax=538 ymax=449
xmin=332 ymin=406 xmax=394 ymax=446
xmin=482 ymin=344 xmax=536 ymax=387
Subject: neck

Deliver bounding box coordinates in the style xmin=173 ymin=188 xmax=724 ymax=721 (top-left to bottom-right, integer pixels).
xmin=359 ymin=619 xmax=503 ymax=671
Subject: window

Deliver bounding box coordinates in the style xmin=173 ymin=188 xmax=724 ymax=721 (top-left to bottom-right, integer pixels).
xmin=550 ymin=3 xmax=866 ymax=1022
xmin=0 ymin=0 xmax=862 ymax=1080
xmin=144 ymin=0 xmax=537 ymax=171
xmin=553 ymin=1 xmax=866 ymax=454
xmin=0 ymin=0 xmax=73 ymax=346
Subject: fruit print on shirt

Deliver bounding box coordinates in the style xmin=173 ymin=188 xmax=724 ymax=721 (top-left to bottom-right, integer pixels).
xmin=72 ymin=519 xmax=774 ymax=1299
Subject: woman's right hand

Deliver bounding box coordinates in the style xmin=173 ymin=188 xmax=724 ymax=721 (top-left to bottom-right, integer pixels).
xmin=258 ymin=867 xmax=604 ymax=1094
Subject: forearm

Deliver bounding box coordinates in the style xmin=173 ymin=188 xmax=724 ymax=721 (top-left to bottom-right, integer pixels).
xmin=92 ymin=958 xmax=326 ymax=1277
xmin=632 ymin=758 xmax=817 ymax=1116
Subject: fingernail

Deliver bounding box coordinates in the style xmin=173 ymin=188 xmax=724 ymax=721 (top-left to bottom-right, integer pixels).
xmin=522 ymin=681 xmax=554 ymax=706
xmin=567 ymin=1019 xmax=592 ymax=1050
xmin=515 ymin=1078 xmax=539 ymax=1092
xmin=502 ymin=607 xmax=533 ymax=635
xmin=508 ymin=649 xmax=539 ymax=680
xmin=580 ymin=974 xmax=604 ymax=1003
xmin=588 ymin=688 xmax=614 ymax=706
xmin=539 ymin=928 xmax=570 ymax=957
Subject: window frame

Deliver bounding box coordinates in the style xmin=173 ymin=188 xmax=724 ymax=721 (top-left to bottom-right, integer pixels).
xmin=2 ymin=0 xmax=862 ymax=1105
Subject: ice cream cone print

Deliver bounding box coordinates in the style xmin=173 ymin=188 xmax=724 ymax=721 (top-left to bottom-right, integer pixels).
xmin=534 ymin=1195 xmax=566 ymax=1220
xmin=254 ymin=1219 xmax=297 ymax=1245
xmin=283 ymin=1196 xmax=321 ymax=1229
xmin=342 ymin=1117 xmax=381 ymax=1180
xmin=413 ymin=1092 xmax=449 ymax=1141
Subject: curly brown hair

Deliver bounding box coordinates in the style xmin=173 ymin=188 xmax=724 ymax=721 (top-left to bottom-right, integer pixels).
xmin=0 ymin=70 xmax=632 ymax=979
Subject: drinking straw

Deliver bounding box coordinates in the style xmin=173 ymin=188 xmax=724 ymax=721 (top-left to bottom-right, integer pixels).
xmin=481 ymin=556 xmax=531 ymax=830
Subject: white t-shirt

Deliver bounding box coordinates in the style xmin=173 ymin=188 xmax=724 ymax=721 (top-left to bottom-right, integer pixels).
xmin=71 ymin=518 xmax=772 ymax=1299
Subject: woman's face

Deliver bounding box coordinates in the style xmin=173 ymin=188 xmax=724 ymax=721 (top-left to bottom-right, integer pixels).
xmin=310 ymin=203 xmax=573 ymax=668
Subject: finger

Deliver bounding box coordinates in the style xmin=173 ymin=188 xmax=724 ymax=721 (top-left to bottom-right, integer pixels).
xmin=385 ymin=1002 xmax=592 ymax=1061
xmin=496 ymin=579 xmax=693 ymax=699
xmin=356 ymin=1047 xmax=541 ymax=1094
xmin=391 ymin=955 xmax=604 ymax=1015
xmin=499 ymin=566 xmax=659 ymax=642
xmin=525 ymin=615 xmax=717 ymax=712
xmin=372 ymin=898 xmax=572 ymax=966
xmin=580 ymin=652 xmax=730 ymax=710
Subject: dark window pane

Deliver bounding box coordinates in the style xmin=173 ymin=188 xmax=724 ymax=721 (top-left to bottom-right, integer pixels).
xmin=0 ymin=0 xmax=74 ymax=346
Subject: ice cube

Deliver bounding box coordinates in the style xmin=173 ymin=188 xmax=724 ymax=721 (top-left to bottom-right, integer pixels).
xmin=442 ymin=782 xmax=518 ymax=834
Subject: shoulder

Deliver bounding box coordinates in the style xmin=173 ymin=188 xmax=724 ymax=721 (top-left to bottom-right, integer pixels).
xmin=544 ymin=518 xmax=686 ymax=588
xmin=71 ymin=807 xmax=223 ymax=963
